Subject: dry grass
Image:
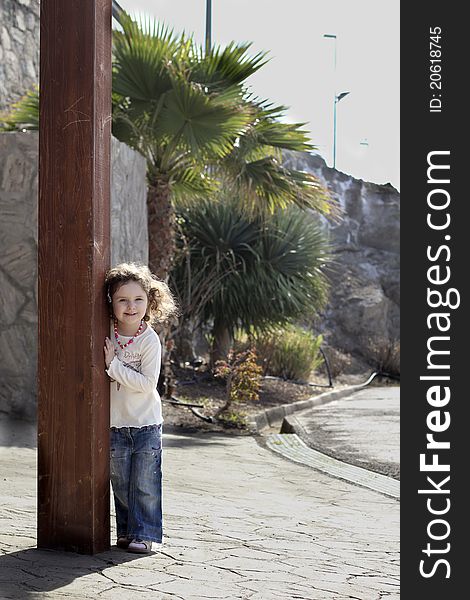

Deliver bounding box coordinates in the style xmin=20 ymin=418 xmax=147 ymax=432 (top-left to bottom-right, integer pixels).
xmin=363 ymin=337 xmax=400 ymax=377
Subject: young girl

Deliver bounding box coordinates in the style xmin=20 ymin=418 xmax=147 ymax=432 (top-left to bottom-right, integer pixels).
xmin=103 ymin=262 xmax=177 ymax=553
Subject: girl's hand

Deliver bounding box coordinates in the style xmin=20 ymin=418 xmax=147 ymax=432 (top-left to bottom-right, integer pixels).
xmin=104 ymin=337 xmax=115 ymax=369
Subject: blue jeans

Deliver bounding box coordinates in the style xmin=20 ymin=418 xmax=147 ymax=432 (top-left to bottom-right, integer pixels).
xmin=110 ymin=424 xmax=163 ymax=543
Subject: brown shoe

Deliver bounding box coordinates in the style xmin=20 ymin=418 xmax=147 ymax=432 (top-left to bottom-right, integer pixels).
xmin=116 ymin=536 xmax=131 ymax=549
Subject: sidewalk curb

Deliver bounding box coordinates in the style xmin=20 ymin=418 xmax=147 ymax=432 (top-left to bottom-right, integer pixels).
xmin=264 ymin=433 xmax=400 ymax=500
xmin=248 ymin=383 xmax=366 ymax=433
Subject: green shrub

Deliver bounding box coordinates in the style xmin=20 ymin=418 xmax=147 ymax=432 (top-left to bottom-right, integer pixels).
xmin=237 ymin=325 xmax=323 ymax=381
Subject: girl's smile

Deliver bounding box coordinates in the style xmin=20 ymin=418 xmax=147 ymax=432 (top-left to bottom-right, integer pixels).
xmin=112 ymin=281 xmax=149 ymax=336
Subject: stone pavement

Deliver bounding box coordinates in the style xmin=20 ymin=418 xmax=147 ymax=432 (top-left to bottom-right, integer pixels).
xmin=280 ymin=387 xmax=400 ymax=480
xmin=0 ymin=421 xmax=399 ymax=600
xmin=265 ymin=434 xmax=399 ymax=500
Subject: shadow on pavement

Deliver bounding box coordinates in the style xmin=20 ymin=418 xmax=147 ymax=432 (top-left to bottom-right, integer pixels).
xmin=0 ymin=546 xmax=144 ymax=597
xmin=163 ymin=430 xmax=239 ymax=448
xmin=0 ymin=418 xmax=36 ymax=449
xmin=0 ymin=418 xmax=244 ymax=451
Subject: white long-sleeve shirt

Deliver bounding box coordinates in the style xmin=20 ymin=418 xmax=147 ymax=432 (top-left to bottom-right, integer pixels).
xmin=106 ymin=324 xmax=163 ymax=428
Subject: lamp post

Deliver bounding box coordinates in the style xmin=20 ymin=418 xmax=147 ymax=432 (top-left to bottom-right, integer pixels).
xmin=323 ymin=33 xmax=337 ymax=69
xmin=333 ymin=91 xmax=350 ymax=169
xmin=205 ymin=0 xmax=212 ymax=54
xmin=324 ymin=34 xmax=350 ymax=169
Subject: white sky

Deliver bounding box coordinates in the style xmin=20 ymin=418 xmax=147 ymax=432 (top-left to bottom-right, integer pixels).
xmin=118 ymin=1 xmax=400 ymax=190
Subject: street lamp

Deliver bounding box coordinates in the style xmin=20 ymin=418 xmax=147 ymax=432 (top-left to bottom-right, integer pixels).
xmin=205 ymin=0 xmax=212 ymax=54
xmin=333 ymin=91 xmax=350 ymax=169
xmin=323 ymin=33 xmax=337 ymax=69
xmin=324 ymin=34 xmax=350 ymax=169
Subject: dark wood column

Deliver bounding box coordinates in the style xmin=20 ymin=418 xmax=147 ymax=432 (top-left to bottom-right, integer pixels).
xmin=38 ymin=0 xmax=112 ymax=554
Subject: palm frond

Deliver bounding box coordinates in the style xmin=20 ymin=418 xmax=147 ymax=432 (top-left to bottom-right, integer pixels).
xmin=250 ymin=116 xmax=315 ymax=152
xmin=0 ymin=85 xmax=39 ymax=131
xmin=156 ymin=80 xmax=252 ymax=157
xmin=170 ymin=165 xmax=218 ymax=204
xmin=171 ymin=201 xmax=330 ymax=335
xmin=112 ymin=13 xmax=177 ymax=102
xmin=190 ymin=41 xmax=269 ymax=89
xmin=221 ymin=155 xmax=332 ymax=217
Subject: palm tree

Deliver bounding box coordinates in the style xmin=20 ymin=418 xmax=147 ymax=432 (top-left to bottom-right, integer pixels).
xmin=2 ymin=13 xmax=333 ymax=281
xmin=111 ymin=13 xmax=333 ymax=279
xmin=111 ymin=14 xmax=262 ymax=279
xmin=170 ymin=199 xmax=330 ymax=364
xmin=2 ymin=13 xmax=336 ymax=388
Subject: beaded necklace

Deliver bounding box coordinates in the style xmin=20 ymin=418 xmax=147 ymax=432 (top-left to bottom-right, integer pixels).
xmin=114 ymin=318 xmax=144 ymax=350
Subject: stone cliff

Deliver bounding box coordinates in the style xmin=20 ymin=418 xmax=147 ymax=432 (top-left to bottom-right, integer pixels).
xmin=283 ymin=152 xmax=400 ymax=374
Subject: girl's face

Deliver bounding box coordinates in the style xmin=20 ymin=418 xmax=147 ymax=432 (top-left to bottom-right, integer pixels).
xmin=112 ymin=280 xmax=148 ymax=330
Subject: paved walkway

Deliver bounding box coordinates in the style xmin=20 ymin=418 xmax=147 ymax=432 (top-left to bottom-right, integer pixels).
xmin=283 ymin=386 xmax=400 ymax=480
xmin=265 ymin=433 xmax=399 ymax=499
xmin=0 ymin=421 xmax=399 ymax=599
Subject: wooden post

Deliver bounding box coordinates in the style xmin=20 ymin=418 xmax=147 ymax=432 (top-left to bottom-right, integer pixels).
xmin=38 ymin=0 xmax=112 ymax=554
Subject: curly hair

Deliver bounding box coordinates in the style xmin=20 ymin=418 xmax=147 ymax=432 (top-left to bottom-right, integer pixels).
xmin=105 ymin=262 xmax=178 ymax=326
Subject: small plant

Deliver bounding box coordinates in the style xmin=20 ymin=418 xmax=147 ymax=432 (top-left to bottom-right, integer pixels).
xmin=364 ymin=336 xmax=400 ymax=377
xmin=239 ymin=325 xmax=323 ymax=381
xmin=220 ymin=410 xmax=248 ymax=429
xmin=214 ymin=348 xmax=262 ymax=419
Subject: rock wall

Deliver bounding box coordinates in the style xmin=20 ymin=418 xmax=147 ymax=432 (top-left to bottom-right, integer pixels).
xmin=0 ymin=131 xmax=148 ymax=419
xmin=0 ymin=0 xmax=40 ymax=112
xmin=283 ymin=152 xmax=400 ymax=371
xmin=111 ymin=136 xmax=149 ymax=266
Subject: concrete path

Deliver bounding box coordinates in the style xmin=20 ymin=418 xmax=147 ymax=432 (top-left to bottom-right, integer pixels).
xmin=282 ymin=387 xmax=400 ymax=480
xmin=265 ymin=434 xmax=399 ymax=499
xmin=0 ymin=425 xmax=399 ymax=599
